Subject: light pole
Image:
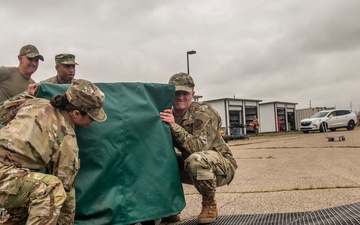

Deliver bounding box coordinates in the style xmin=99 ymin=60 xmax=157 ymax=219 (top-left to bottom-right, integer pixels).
xmin=187 ymin=50 xmax=196 ymax=74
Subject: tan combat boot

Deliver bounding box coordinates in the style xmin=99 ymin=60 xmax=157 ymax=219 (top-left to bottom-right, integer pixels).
xmin=197 ymin=195 xmax=218 ymax=224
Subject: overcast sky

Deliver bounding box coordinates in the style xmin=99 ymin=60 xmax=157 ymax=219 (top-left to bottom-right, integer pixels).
xmin=1 ymin=0 xmax=360 ymax=111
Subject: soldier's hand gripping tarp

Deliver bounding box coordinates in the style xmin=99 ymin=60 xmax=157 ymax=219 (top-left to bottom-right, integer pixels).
xmin=36 ymin=82 xmax=185 ymax=225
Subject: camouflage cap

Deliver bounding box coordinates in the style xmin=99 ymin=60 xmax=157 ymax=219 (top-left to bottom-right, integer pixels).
xmin=168 ymin=72 xmax=195 ymax=92
xmin=55 ymin=53 xmax=79 ymax=65
xmin=65 ymin=79 xmax=107 ymax=122
xmin=19 ymin=44 xmax=44 ymax=61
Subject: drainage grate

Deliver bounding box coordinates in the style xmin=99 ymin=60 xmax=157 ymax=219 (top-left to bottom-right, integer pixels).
xmin=174 ymin=202 xmax=360 ymax=225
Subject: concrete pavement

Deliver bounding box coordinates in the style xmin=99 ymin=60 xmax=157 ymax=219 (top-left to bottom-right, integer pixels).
xmin=169 ymin=126 xmax=360 ymax=224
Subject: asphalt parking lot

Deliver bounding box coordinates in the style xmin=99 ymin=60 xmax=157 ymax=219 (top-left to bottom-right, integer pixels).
xmin=171 ymin=126 xmax=360 ymax=223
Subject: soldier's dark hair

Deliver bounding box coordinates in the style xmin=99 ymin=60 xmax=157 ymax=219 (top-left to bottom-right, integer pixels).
xmin=50 ymin=94 xmax=87 ymax=116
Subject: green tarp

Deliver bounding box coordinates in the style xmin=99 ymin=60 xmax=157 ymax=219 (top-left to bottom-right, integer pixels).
xmin=36 ymin=82 xmax=185 ymax=225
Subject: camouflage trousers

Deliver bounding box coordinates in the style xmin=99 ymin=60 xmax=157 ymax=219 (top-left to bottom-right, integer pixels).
xmin=0 ymin=163 xmax=68 ymax=225
xmin=177 ymin=150 xmax=236 ymax=198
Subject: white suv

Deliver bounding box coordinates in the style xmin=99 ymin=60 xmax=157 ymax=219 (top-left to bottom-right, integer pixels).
xmin=299 ymin=109 xmax=357 ymax=133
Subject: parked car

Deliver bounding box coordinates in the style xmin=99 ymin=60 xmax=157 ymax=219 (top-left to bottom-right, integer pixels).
xmin=299 ymin=109 xmax=357 ymax=133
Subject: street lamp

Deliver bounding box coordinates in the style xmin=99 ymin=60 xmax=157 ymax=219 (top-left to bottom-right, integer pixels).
xmin=187 ymin=50 xmax=196 ymax=74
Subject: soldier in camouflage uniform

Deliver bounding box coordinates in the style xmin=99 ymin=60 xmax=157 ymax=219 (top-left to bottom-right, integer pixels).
xmin=160 ymin=73 xmax=237 ymax=224
xmin=0 ymin=44 xmax=44 ymax=102
xmin=0 ymin=79 xmax=107 ymax=225
xmin=41 ymin=53 xmax=78 ymax=84
xmin=28 ymin=54 xmax=78 ymax=97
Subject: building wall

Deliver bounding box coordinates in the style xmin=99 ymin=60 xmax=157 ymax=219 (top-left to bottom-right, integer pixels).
xmin=259 ymin=103 xmax=276 ymax=132
xmin=206 ymin=99 xmax=300 ymax=134
xmin=205 ymin=98 xmax=261 ymax=135
xmin=259 ymin=102 xmax=297 ymax=132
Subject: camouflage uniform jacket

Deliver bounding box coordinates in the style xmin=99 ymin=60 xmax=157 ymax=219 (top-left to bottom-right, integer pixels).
xmin=0 ymin=97 xmax=80 ymax=193
xmin=172 ymin=102 xmax=238 ymax=169
xmin=40 ymin=75 xmax=60 ymax=84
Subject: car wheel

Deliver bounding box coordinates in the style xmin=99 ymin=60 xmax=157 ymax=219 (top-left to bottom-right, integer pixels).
xmin=347 ymin=120 xmax=355 ymax=130
xmin=303 ymin=131 xmax=309 ymax=134
xmin=319 ymin=123 xmax=327 ymax=133
xmin=330 ymin=128 xmax=336 ymax=131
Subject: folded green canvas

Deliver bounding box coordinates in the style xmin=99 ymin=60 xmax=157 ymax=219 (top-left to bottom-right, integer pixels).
xmin=36 ymin=82 xmax=185 ymax=225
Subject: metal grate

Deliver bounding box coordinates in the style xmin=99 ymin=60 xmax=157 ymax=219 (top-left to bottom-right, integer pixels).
xmin=174 ymin=202 xmax=360 ymax=225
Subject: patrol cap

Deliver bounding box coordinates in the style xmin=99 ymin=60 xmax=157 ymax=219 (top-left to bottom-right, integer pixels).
xmin=55 ymin=53 xmax=78 ymax=65
xmin=19 ymin=44 xmax=44 ymax=61
xmin=168 ymin=72 xmax=195 ymax=92
xmin=65 ymin=79 xmax=107 ymax=122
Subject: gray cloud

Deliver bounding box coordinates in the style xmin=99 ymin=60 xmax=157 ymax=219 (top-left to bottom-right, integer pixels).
xmin=1 ymin=0 xmax=360 ymax=111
